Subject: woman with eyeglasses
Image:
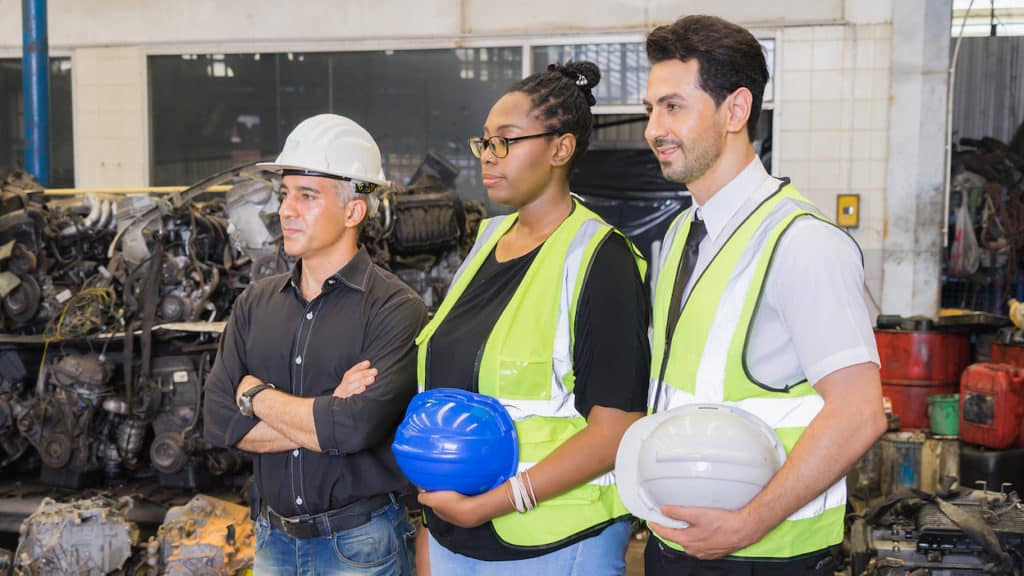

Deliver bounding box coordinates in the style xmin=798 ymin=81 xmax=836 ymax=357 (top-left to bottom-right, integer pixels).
xmin=413 ymin=61 xmax=650 ymax=575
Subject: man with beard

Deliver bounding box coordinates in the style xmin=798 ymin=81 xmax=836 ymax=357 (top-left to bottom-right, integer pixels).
xmin=640 ymin=15 xmax=886 ymax=575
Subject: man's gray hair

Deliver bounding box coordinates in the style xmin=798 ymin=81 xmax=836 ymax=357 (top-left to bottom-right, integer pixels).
xmin=337 ymin=180 xmax=380 ymax=220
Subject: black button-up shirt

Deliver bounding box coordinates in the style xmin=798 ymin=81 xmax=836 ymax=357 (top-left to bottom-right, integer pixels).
xmin=204 ymin=247 xmax=428 ymax=517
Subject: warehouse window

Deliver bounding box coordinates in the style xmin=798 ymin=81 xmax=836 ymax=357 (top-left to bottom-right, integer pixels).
xmin=150 ymin=40 xmax=774 ymax=208
xmin=953 ymin=0 xmax=1024 ymax=36
xmin=531 ymin=39 xmax=776 ymax=107
xmin=149 ymin=48 xmax=522 ymax=211
xmin=531 ymin=43 xmax=649 ymax=107
xmin=0 ymin=58 xmax=75 ymax=186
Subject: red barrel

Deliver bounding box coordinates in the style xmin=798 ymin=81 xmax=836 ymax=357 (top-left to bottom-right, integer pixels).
xmin=959 ymin=363 xmax=1024 ymax=449
xmin=876 ymin=330 xmax=971 ymax=430
xmin=992 ymin=342 xmax=1024 ymax=367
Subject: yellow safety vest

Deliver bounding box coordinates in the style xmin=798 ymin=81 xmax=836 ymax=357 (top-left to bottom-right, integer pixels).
xmin=416 ymin=201 xmax=645 ymax=547
xmin=649 ymin=182 xmax=848 ymax=558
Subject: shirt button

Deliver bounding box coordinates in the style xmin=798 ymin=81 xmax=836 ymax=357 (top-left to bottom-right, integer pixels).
xmin=295 ymin=496 xmax=303 ymax=506
xmin=328 ymin=279 xmax=336 ymax=285
xmin=295 ymin=356 xmax=302 ymax=365
xmin=292 ymin=449 xmax=299 ymax=457
xmin=306 ymin=312 xmax=313 ymax=320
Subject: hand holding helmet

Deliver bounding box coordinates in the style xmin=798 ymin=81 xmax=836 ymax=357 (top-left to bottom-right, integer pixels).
xmin=392 ymin=388 xmax=519 ymax=496
xmin=615 ymin=403 xmax=786 ymax=528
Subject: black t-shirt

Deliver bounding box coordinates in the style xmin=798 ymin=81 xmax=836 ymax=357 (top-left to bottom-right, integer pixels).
xmin=423 ymin=231 xmax=650 ymax=560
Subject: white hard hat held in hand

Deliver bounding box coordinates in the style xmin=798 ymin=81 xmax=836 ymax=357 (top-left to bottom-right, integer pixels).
xmin=257 ymin=114 xmax=389 ymax=188
xmin=615 ymin=403 xmax=787 ymax=528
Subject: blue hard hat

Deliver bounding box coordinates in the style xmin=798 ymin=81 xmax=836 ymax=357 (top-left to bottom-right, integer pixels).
xmin=392 ymin=388 xmax=519 ymax=495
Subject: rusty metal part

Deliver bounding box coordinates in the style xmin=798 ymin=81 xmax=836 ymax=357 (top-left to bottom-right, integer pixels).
xmin=158 ymin=495 xmax=254 ymax=575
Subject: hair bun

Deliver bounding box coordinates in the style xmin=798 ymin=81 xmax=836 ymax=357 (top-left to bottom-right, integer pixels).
xmin=547 ymin=60 xmax=601 ymax=106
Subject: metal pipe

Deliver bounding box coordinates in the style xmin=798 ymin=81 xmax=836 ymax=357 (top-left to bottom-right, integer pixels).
xmin=21 ymin=0 xmax=50 ymax=186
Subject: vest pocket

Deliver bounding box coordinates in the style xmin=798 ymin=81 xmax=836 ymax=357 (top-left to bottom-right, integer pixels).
xmin=496 ymin=357 xmax=552 ymax=401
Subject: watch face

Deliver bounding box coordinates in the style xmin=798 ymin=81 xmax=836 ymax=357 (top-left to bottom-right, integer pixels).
xmin=239 ymin=391 xmax=254 ymax=417
xmin=240 ymin=383 xmax=271 ymax=417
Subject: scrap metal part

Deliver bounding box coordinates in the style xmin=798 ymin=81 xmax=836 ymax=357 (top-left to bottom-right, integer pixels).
xmin=157 ymin=494 xmax=254 ymax=575
xmin=14 ymin=495 xmax=137 ymax=575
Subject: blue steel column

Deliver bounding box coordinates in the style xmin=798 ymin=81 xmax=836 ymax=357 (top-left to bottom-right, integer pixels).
xmin=22 ymin=0 xmax=50 ymax=186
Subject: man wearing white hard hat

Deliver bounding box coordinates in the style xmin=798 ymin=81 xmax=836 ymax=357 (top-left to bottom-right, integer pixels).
xmin=204 ymin=114 xmax=427 ymax=575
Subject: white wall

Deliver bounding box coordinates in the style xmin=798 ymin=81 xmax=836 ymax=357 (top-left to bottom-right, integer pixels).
xmin=71 ymin=47 xmax=148 ymax=188
xmin=0 ymin=0 xmax=871 ymax=50
xmin=774 ymin=22 xmax=893 ymax=314
xmin=1 ymin=0 xmax=933 ymax=314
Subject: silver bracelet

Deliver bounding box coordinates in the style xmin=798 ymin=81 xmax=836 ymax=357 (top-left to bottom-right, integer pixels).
xmin=509 ymin=476 xmax=527 ymax=513
xmin=523 ymin=469 xmax=538 ymax=509
xmin=516 ymin=472 xmax=535 ymax=511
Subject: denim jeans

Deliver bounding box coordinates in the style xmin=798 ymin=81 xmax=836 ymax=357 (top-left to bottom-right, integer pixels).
xmin=425 ymin=519 xmax=631 ymax=576
xmin=254 ymin=500 xmax=416 ymax=575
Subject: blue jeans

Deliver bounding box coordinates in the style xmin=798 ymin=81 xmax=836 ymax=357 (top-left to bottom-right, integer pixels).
xmin=426 ymin=519 xmax=631 ymax=576
xmin=254 ymin=500 xmax=416 ymax=575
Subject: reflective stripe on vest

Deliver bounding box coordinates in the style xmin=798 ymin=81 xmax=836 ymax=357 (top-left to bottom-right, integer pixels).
xmin=415 ymin=201 xmax=644 ymax=547
xmin=649 ymin=181 xmax=848 ymax=558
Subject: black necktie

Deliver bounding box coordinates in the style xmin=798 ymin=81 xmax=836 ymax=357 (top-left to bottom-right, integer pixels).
xmin=666 ymin=215 xmax=707 ymax=341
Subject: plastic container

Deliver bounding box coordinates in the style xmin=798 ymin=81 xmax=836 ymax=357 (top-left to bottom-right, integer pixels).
xmin=876 ymin=329 xmax=970 ymax=430
xmin=992 ymin=342 xmax=1024 ymax=368
xmin=959 ymin=443 xmax=1024 ymax=492
xmin=927 ymin=394 xmax=960 ymax=436
xmin=959 ymin=363 xmax=1024 ymax=450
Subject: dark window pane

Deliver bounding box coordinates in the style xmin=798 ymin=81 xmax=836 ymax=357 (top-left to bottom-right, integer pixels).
xmin=0 ymin=58 xmax=74 ymax=186
xmin=327 ymin=48 xmax=521 ymax=213
xmin=150 ymin=53 xmax=277 ymax=185
xmin=532 ymin=43 xmax=649 ymax=106
xmin=150 ymin=48 xmax=522 ymax=213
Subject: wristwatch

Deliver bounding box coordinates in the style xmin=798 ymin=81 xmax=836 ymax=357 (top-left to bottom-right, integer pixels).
xmin=238 ymin=382 xmax=276 ymax=418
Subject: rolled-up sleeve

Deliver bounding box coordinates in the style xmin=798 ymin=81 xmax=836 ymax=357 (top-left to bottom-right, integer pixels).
xmin=203 ymin=291 xmax=259 ymax=448
xmin=312 ymin=291 xmax=428 ymax=455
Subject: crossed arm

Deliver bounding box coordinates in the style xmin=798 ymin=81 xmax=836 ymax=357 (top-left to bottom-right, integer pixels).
xmin=203 ymin=293 xmax=427 ymax=456
xmin=234 ymin=363 xmax=378 ymax=453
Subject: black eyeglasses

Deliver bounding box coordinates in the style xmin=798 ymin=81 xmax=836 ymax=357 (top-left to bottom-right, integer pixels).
xmin=468 ymin=132 xmax=556 ymax=159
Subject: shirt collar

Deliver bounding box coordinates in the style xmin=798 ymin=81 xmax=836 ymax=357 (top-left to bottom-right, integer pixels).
xmin=279 ymin=247 xmax=373 ymax=294
xmin=693 ymin=156 xmax=769 ymax=241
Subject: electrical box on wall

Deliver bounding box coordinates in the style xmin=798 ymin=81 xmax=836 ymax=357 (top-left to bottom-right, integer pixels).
xmin=836 ymin=194 xmax=860 ymax=228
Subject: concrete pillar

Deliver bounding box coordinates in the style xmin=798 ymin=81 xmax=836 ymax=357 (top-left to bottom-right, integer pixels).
xmin=880 ymin=0 xmax=952 ymax=316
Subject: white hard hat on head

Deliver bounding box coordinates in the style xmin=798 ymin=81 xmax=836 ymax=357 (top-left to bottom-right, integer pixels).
xmin=257 ymin=114 xmax=388 ymax=188
xmin=615 ymin=403 xmax=787 ymax=528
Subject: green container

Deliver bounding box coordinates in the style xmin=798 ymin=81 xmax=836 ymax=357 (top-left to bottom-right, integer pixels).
xmin=927 ymin=393 xmax=960 ymax=436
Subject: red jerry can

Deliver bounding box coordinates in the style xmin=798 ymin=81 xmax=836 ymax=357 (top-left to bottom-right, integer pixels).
xmin=959 ymin=363 xmax=1024 ymax=450
xmin=876 ymin=329 xmax=970 ymax=430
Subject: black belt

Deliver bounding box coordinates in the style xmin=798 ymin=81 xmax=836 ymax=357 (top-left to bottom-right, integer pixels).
xmin=260 ymin=493 xmax=393 ymax=539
